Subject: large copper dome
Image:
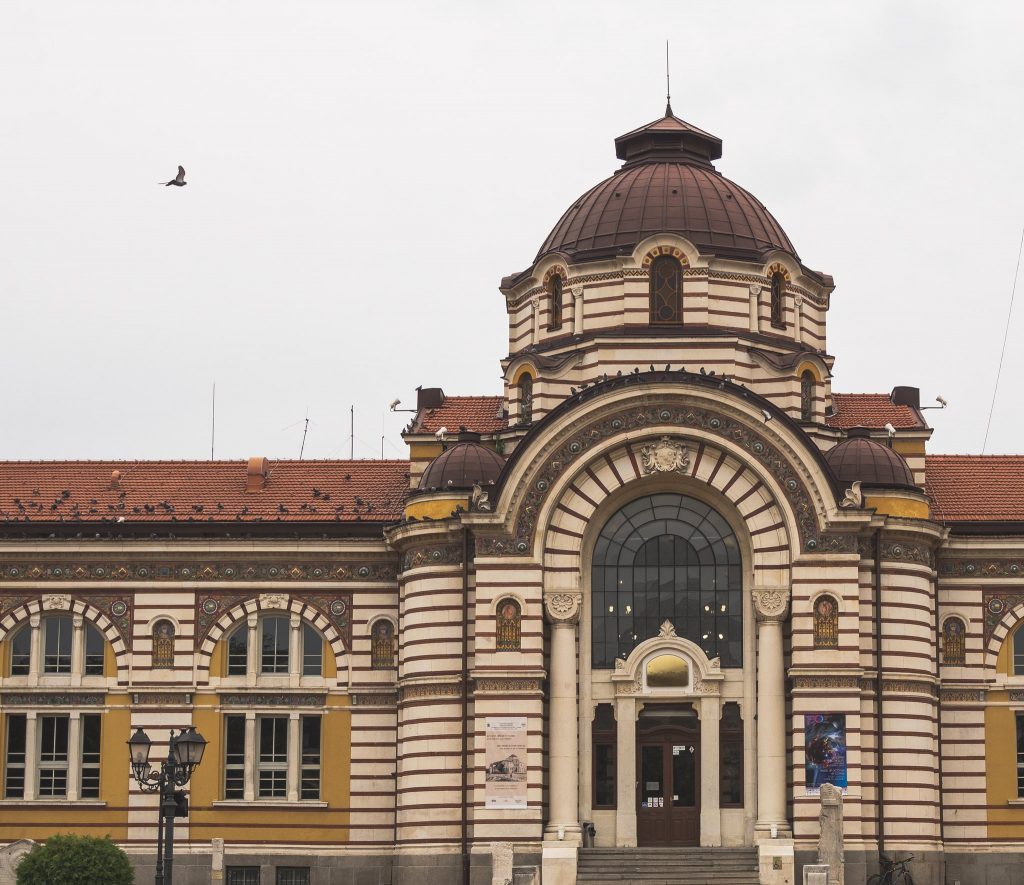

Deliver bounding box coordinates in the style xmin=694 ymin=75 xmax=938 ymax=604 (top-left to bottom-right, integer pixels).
xmin=537 ymin=108 xmax=796 ymax=263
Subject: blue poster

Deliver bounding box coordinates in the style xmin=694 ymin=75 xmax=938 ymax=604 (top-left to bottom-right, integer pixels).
xmin=804 ymin=713 xmax=847 ymax=794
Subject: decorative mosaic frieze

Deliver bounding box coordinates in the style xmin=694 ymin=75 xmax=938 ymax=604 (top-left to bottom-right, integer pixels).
xmin=940 ymin=559 xmax=1023 ymax=579
xmin=220 ymin=693 xmax=326 ymax=707
xmin=0 ymin=561 xmax=396 ymax=583
xmin=882 ymin=679 xmax=936 ymax=696
xmin=401 ymin=543 xmax=463 ymax=572
xmin=940 ymin=689 xmax=985 ymax=703
xmin=351 ymin=692 xmax=397 ymax=707
xmin=1 ymin=692 xmax=105 ymax=706
xmin=982 ymin=589 xmax=1024 ymax=644
xmin=473 ymin=678 xmax=543 ymax=694
xmin=496 ymin=397 xmax=826 ymax=557
xmin=856 ymin=537 xmax=936 ymax=568
xmin=132 ymin=692 xmax=192 ymax=705
xmin=399 ymin=681 xmax=463 ymax=701
xmin=790 ymin=676 xmax=862 ymax=690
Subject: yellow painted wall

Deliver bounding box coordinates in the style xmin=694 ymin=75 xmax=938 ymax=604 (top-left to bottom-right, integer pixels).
xmin=0 ymin=697 xmax=131 ymax=842
xmin=893 ymin=439 xmax=926 ymax=459
xmin=210 ymin=637 xmax=225 ymax=677
xmin=187 ymin=693 xmax=351 ymax=844
xmin=405 ymin=495 xmax=468 ymax=520
xmin=986 ymin=632 xmax=1024 ymax=837
xmin=863 ymin=494 xmax=929 ymax=519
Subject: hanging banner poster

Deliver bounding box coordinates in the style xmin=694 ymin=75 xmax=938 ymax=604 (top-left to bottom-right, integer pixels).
xmin=485 ymin=716 xmax=528 ymax=808
xmin=804 ymin=713 xmax=848 ymax=795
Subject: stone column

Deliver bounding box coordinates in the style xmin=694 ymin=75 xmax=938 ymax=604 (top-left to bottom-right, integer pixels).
xmin=23 ymin=714 xmax=38 ymax=801
xmin=794 ymin=294 xmax=804 ymax=345
xmin=699 ymin=695 xmax=722 ymax=847
xmin=753 ymin=588 xmax=790 ymax=833
xmin=748 ymin=284 xmax=761 ymax=333
xmin=66 ymin=712 xmax=82 ymax=801
xmin=71 ymin=615 xmax=84 ymax=687
xmin=614 ymin=695 xmax=637 ymax=847
xmin=288 ymin=615 xmax=301 ymax=688
xmin=531 ymin=298 xmax=540 ymax=346
xmin=246 ymin=615 xmax=258 ymax=687
xmin=572 ymin=286 xmax=584 ymax=335
xmin=243 ymin=713 xmax=256 ymax=801
xmin=542 ymin=592 xmax=582 ymax=885
xmin=28 ymin=616 xmax=41 ymax=687
xmin=287 ymin=713 xmax=300 ymax=801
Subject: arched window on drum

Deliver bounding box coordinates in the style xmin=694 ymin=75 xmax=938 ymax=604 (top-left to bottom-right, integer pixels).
xmin=649 ymin=255 xmax=683 ymax=324
xmin=800 ymin=371 xmax=816 ymax=423
xmin=590 ymin=493 xmax=743 ymax=668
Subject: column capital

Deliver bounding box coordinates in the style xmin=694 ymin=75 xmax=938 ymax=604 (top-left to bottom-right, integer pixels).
xmin=752 ymin=588 xmax=790 ymax=623
xmin=543 ymin=592 xmax=582 ymax=625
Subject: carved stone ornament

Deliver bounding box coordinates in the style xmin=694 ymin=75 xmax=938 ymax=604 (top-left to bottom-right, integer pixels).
xmin=42 ymin=593 xmax=72 ymax=611
xmin=544 ymin=592 xmax=582 ymax=625
xmin=839 ymin=481 xmax=863 ymax=509
xmin=659 ymin=620 xmax=677 ymax=638
xmin=749 ymin=283 xmax=762 ymax=295
xmin=471 ymin=482 xmax=492 ymax=513
xmin=752 ymin=589 xmax=790 ymax=622
xmin=259 ymin=593 xmax=289 ymax=610
xmin=640 ymin=437 xmax=690 ymax=476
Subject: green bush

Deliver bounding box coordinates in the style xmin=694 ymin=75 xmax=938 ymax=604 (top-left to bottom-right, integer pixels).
xmin=16 ymin=834 xmax=134 ymax=885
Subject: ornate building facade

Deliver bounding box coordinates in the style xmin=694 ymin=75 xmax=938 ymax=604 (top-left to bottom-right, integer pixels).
xmin=0 ymin=106 xmax=1022 ymax=885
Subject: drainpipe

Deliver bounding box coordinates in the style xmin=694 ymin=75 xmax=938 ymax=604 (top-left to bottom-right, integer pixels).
xmin=874 ymin=529 xmax=885 ymax=862
xmin=462 ymin=527 xmax=471 ymax=885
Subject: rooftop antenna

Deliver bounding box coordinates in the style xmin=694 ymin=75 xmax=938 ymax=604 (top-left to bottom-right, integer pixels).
xmin=350 ymin=405 xmax=354 ymax=460
xmin=299 ymin=409 xmax=310 ymax=460
xmin=210 ymin=382 xmax=216 ymax=460
xmin=982 ymin=226 xmax=1023 ymax=453
xmin=665 ymin=40 xmax=672 ymax=116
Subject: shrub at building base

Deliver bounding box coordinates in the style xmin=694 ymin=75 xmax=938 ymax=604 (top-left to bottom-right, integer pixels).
xmin=16 ymin=834 xmax=133 ymax=885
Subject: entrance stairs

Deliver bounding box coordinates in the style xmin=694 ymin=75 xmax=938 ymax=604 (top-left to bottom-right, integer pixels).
xmin=577 ymin=847 xmax=759 ymax=885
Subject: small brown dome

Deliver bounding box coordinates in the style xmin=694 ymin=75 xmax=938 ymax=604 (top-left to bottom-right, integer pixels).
xmin=419 ymin=442 xmax=505 ymax=491
xmin=824 ymin=430 xmax=917 ymax=490
xmin=536 ymin=109 xmax=796 ymax=264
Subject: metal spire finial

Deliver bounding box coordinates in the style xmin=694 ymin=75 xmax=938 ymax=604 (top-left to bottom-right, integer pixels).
xmin=665 ymin=40 xmax=673 ymax=117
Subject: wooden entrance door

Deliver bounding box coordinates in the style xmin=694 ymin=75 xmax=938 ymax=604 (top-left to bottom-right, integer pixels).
xmin=636 ymin=726 xmax=700 ymax=846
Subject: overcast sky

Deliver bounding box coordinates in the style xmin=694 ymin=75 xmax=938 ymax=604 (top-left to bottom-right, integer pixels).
xmin=2 ymin=1 xmax=1022 ymax=461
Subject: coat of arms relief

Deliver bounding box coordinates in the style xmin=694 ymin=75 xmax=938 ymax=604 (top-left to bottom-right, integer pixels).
xmin=639 ymin=436 xmax=690 ymax=475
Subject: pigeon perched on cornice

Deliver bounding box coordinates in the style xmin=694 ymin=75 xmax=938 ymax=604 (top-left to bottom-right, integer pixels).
xmin=161 ymin=166 xmax=187 ymax=187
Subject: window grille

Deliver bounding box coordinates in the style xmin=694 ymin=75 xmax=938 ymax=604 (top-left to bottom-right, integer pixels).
xmin=649 ymin=256 xmax=682 ymax=324
xmin=260 ymin=617 xmax=290 ymax=674
xmin=941 ymin=618 xmax=966 ymax=666
xmin=227 ymin=868 xmax=260 ymax=885
xmin=371 ymin=620 xmax=395 ymax=670
xmin=4 ymin=714 xmax=26 ymax=799
xmin=258 ymin=716 xmax=288 ymax=798
xmin=495 ymin=599 xmax=521 ymax=652
xmin=152 ymin=620 xmax=175 ymax=669
xmin=276 ymin=869 xmax=310 ymax=885
xmin=80 ymin=714 xmax=101 ymax=798
xmin=813 ymin=596 xmax=839 ymax=649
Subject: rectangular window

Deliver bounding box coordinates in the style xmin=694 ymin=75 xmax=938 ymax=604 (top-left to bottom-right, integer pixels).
xmin=84 ymin=627 xmax=105 ymax=676
xmin=302 ymin=624 xmax=322 ymax=677
xmin=276 ymin=869 xmax=310 ymax=885
xmin=258 ymin=716 xmax=288 ymax=798
xmin=44 ymin=617 xmax=73 ymax=674
xmin=228 ymin=628 xmax=248 ymax=676
xmin=224 ymin=714 xmax=246 ymax=799
xmin=720 ymin=702 xmax=744 ymax=807
xmin=38 ymin=715 xmax=69 ymax=797
xmin=300 ymin=717 xmax=321 ymax=800
xmin=1017 ymin=713 xmax=1024 ymax=799
xmin=10 ymin=628 xmax=31 ymax=676
xmin=226 ymin=869 xmax=260 ymax=885
xmin=591 ymin=704 xmax=616 ymax=809
xmin=4 ymin=715 xmax=27 ymax=799
xmin=260 ymin=617 xmax=289 ymax=674
xmin=80 ymin=714 xmax=101 ymax=799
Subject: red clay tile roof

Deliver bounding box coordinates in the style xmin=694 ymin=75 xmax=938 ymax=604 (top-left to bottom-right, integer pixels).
xmin=412 ymin=396 xmax=507 ymax=435
xmin=926 ymin=455 xmax=1024 ymax=523
xmin=0 ymin=460 xmax=410 ymax=525
xmin=826 ymin=394 xmax=925 ymax=430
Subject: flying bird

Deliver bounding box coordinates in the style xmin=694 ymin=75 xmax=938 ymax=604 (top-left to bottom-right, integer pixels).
xmin=161 ymin=166 xmax=187 ymax=187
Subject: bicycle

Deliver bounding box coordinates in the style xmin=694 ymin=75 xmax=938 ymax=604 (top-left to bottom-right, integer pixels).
xmin=866 ymin=853 xmax=914 ymax=885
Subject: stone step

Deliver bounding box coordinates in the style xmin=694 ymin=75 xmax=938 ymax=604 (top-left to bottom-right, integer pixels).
xmin=577 ymin=848 xmax=759 ymax=885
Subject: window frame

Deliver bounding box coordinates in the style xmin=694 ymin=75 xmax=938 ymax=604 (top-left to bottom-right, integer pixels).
xmin=719 ymin=702 xmax=744 ymax=808
xmin=260 ymin=616 xmax=290 ymax=675
xmin=43 ymin=615 xmax=73 ymax=675
xmin=221 ymin=712 xmax=324 ymax=805
xmin=591 ymin=704 xmax=616 ymax=810
xmin=6 ymin=614 xmax=110 ymax=681
xmin=221 ymin=616 xmax=327 ymax=683
xmin=548 ymin=274 xmax=564 ymax=331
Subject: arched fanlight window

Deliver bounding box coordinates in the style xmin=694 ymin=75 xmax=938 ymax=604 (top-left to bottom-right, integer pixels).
xmin=942 ymin=617 xmax=966 ymax=666
xmin=152 ymin=619 xmax=175 ymax=669
xmin=518 ymin=374 xmax=533 ymax=425
xmin=549 ymin=275 xmax=563 ymax=331
xmin=813 ymin=595 xmax=839 ymax=648
xmin=591 ymin=493 xmax=743 ymax=668
xmin=770 ymin=271 xmax=785 ymax=328
xmin=371 ymin=620 xmax=395 ymax=670
xmin=495 ymin=598 xmax=521 ymax=651
xmin=649 ymin=255 xmax=683 ymax=324
xmin=800 ymin=371 xmax=816 ymax=422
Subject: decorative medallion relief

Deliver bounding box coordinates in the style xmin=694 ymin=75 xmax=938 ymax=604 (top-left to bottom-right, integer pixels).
xmin=856 ymin=537 xmax=935 ymax=568
xmin=752 ymin=589 xmax=790 ymax=622
xmin=543 ymin=592 xmax=582 ymax=625
xmin=640 ymin=437 xmax=689 ymax=475
xmin=401 ymin=543 xmax=463 ymax=572
xmin=983 ymin=589 xmax=1024 ymax=645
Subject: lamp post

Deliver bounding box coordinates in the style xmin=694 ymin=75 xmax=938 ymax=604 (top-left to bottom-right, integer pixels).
xmin=128 ymin=726 xmax=207 ymax=885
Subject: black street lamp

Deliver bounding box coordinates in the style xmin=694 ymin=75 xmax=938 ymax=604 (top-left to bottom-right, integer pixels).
xmin=128 ymin=726 xmax=208 ymax=885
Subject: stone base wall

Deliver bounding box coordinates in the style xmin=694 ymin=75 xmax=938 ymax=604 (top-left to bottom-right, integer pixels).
xmin=795 ymin=848 xmax=1014 ymax=885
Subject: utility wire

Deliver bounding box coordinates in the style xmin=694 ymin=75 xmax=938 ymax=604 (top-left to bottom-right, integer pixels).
xmin=982 ymin=227 xmax=1024 ymax=453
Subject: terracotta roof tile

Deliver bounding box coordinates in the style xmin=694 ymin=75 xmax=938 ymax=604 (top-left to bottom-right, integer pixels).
xmin=412 ymin=396 xmax=507 ymax=435
xmin=0 ymin=460 xmax=410 ymax=525
xmin=926 ymin=455 xmax=1024 ymax=523
xmin=826 ymin=394 xmax=925 ymax=430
